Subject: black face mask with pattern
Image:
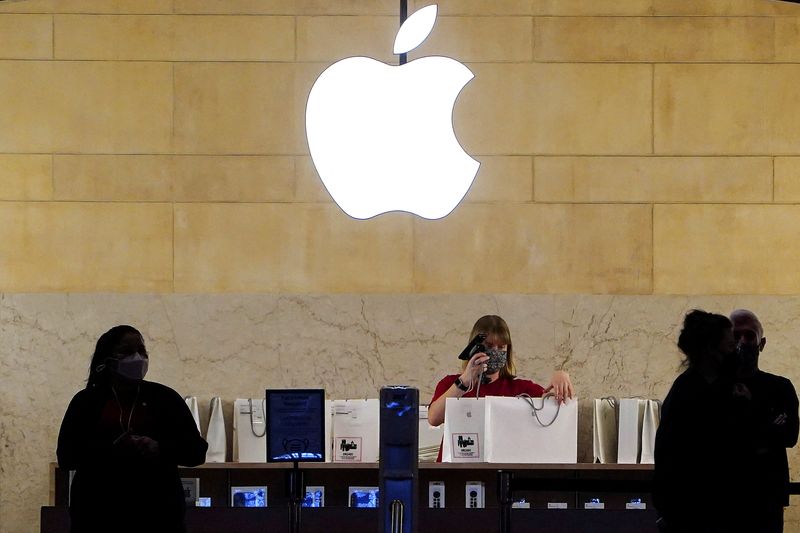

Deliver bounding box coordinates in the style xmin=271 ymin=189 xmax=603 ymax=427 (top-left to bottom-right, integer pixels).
xmin=485 ymin=347 xmax=507 ymax=374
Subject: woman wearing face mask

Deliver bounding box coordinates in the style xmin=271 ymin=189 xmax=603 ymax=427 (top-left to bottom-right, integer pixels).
xmin=427 ymin=315 xmax=574 ymax=460
xmin=57 ymin=325 xmax=208 ymax=533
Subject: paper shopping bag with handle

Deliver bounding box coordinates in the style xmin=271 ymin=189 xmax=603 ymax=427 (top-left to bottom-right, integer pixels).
xmin=233 ymin=398 xmax=266 ymax=463
xmin=442 ymin=397 xmax=485 ymax=462
xmin=484 ymin=395 xmax=578 ymax=463
xmin=593 ymin=397 xmax=618 ymax=464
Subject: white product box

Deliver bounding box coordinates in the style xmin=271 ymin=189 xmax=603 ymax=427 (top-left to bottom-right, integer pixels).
xmin=465 ymin=481 xmax=485 ymax=509
xmin=428 ymin=481 xmax=445 ymax=508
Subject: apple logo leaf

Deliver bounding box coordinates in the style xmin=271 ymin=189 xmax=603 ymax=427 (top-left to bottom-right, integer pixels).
xmin=393 ymin=4 xmax=438 ymax=55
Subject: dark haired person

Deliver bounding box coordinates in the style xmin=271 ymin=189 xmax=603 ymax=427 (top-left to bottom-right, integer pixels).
xmin=654 ymin=310 xmax=743 ymax=533
xmin=729 ymin=309 xmax=798 ymax=533
xmin=57 ymin=325 xmax=208 ymax=533
xmin=427 ymin=315 xmax=574 ymax=461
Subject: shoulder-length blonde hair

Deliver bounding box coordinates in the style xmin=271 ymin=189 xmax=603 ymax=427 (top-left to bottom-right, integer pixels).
xmin=461 ymin=315 xmax=516 ymax=379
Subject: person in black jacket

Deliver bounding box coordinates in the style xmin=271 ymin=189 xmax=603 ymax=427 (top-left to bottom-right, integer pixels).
xmin=729 ymin=309 xmax=799 ymax=533
xmin=57 ymin=325 xmax=208 ymax=533
xmin=654 ymin=310 xmax=743 ymax=533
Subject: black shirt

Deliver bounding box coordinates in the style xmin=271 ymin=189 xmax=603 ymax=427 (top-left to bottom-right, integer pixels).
xmin=739 ymin=370 xmax=799 ymax=507
xmin=654 ymin=368 xmax=744 ymax=532
xmin=57 ymin=381 xmax=208 ymax=533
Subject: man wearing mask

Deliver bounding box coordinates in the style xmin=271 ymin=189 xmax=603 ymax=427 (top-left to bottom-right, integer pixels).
xmin=730 ymin=310 xmax=799 ymax=533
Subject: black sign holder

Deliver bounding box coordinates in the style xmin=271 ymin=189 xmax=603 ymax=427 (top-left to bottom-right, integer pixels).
xmin=287 ymin=462 xmax=303 ymax=533
xmin=265 ymin=389 xmax=326 ymax=533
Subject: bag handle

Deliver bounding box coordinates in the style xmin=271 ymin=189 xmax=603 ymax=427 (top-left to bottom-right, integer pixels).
xmin=600 ymin=396 xmax=617 ymax=408
xmin=516 ymin=393 xmax=561 ymax=427
xmin=248 ymin=398 xmax=267 ymax=438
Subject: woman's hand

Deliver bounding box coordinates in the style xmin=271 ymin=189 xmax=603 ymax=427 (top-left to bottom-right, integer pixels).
xmin=461 ymin=351 xmax=489 ymax=388
xmin=428 ymin=351 xmax=490 ymax=427
xmin=129 ymin=435 xmax=160 ymax=458
xmin=545 ymin=370 xmax=574 ymax=403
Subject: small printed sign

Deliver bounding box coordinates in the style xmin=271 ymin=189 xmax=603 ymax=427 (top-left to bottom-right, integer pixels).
xmin=335 ymin=437 xmax=362 ymax=462
xmin=626 ymin=502 xmax=647 ymax=510
xmin=266 ymin=389 xmax=325 ymax=462
xmin=547 ymin=502 xmax=568 ymax=509
xmin=451 ymin=433 xmax=480 ymax=459
xmin=584 ymin=501 xmax=605 ymax=510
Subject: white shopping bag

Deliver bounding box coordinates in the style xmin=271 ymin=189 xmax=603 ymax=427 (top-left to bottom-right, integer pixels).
xmin=418 ymin=405 xmax=444 ymax=462
xmin=205 ymin=396 xmax=226 ymax=463
xmin=593 ymin=398 xmax=618 ymax=464
xmin=184 ymin=396 xmax=201 ymax=432
xmin=332 ymin=399 xmax=379 ymax=462
xmin=233 ymin=398 xmax=266 ymax=463
xmin=442 ymin=397 xmax=485 ymax=463
xmin=640 ymin=400 xmax=660 ymax=464
xmin=484 ymin=396 xmax=578 ymax=463
xmin=617 ymin=398 xmax=647 ymax=464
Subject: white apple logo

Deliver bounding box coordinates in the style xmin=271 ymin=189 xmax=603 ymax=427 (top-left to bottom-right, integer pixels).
xmin=305 ymin=4 xmax=480 ymax=220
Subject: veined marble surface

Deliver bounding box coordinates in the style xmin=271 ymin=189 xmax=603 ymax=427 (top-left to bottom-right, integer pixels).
xmin=1 ymin=294 xmax=799 ymax=531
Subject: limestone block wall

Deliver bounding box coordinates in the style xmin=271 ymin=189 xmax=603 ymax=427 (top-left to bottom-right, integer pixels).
xmin=3 ymin=0 xmax=800 ymax=531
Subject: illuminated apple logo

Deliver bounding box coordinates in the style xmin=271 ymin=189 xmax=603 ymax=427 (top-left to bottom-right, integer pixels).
xmin=305 ymin=4 xmax=480 ymax=220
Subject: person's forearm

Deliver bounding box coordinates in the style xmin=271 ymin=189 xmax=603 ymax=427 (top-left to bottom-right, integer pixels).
xmin=428 ymin=383 xmax=467 ymax=426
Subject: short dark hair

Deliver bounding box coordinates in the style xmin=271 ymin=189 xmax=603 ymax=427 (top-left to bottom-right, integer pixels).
xmin=677 ymin=310 xmax=731 ymax=368
xmin=86 ymin=325 xmax=143 ymax=388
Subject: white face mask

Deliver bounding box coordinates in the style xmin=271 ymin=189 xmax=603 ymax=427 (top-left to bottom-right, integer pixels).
xmin=108 ymin=352 xmax=149 ymax=381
